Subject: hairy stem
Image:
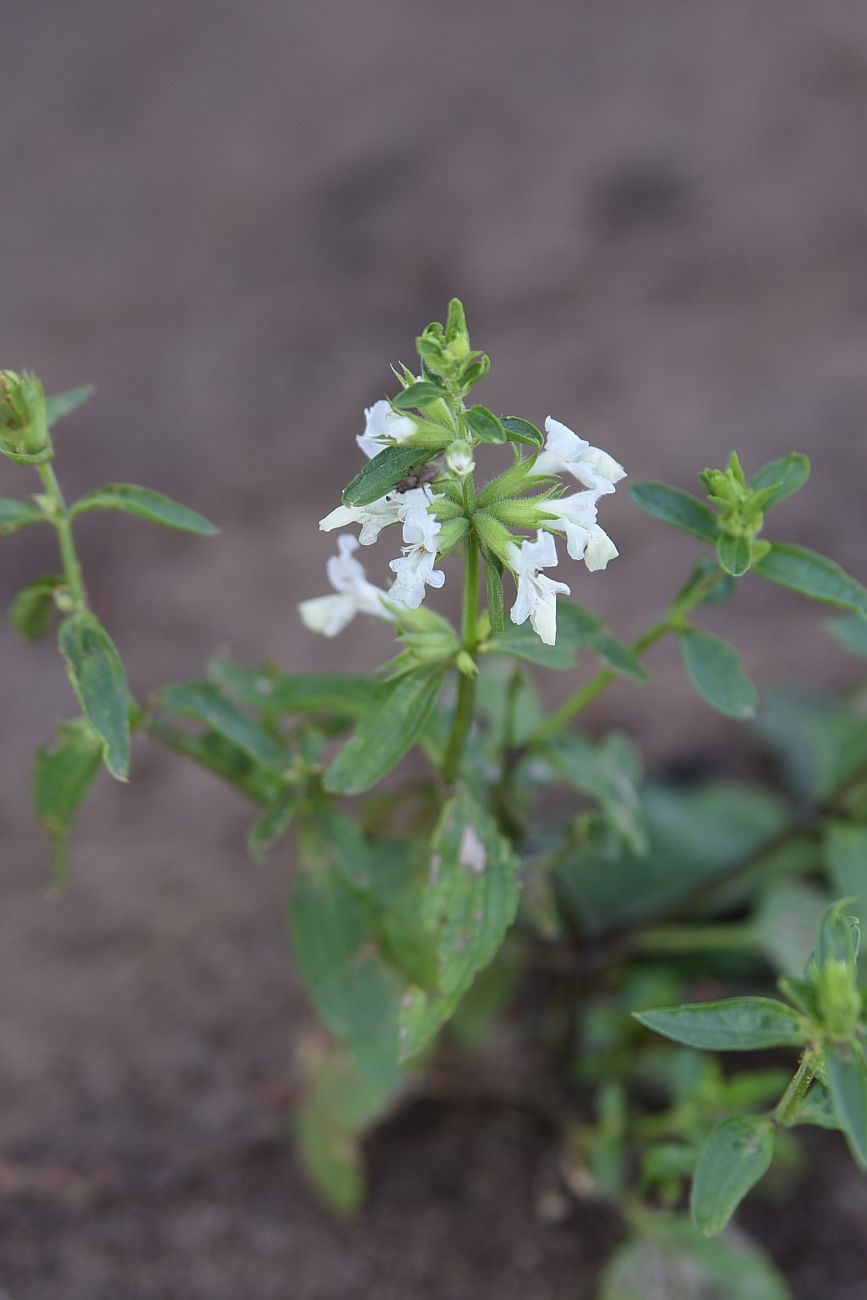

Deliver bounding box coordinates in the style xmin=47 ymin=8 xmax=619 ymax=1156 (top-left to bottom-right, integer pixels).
xmin=36 ymin=461 xmax=87 ymax=610
xmin=442 ymin=531 xmax=479 ymax=782
xmin=774 ymin=1053 xmax=817 ymax=1126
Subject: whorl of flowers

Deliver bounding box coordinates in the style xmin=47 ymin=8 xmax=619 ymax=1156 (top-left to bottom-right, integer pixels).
xmin=299 ymin=302 xmax=624 ymax=647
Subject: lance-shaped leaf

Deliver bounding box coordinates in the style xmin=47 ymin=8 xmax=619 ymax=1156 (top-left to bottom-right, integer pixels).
xmin=465 ymin=404 xmax=506 ymax=444
xmin=501 ymin=416 xmax=543 ymax=447
xmin=750 ymin=453 xmax=810 ymax=508
xmin=755 ymin=544 xmax=867 ymax=616
xmin=691 ymin=1116 xmax=776 ymax=1235
xmin=630 ymin=481 xmax=719 ymax=544
xmin=34 ymin=718 xmax=103 ymax=883
xmin=156 ymin=680 xmax=287 ymax=769
xmin=599 ymin=1216 xmax=791 ymax=1300
xmin=825 ymin=1039 xmax=867 ymax=1169
xmin=44 ymin=385 xmax=94 ymax=427
xmin=324 ymin=667 xmax=445 ymax=795
xmin=288 ymin=864 xmax=401 ymax=1089
xmin=58 ymin=612 xmax=130 ymax=780
xmin=398 ymin=789 xmax=519 ymax=1060
xmin=0 ymin=498 xmax=45 ymax=535
xmin=391 ymin=380 xmax=445 ymax=409
xmin=10 ymin=575 xmax=62 ymax=641
xmin=247 ymin=788 xmax=300 ymax=862
xmin=678 ymin=628 xmax=758 ymax=719
xmin=342 ymin=445 xmax=436 ymax=507
xmin=71 ymin=483 xmax=218 ymax=535
xmin=823 ymin=824 xmax=867 ymax=930
xmin=634 ymin=998 xmax=807 ymax=1051
xmin=717 ymin=533 xmax=751 ymax=577
xmin=207 ymin=657 xmax=378 ymax=721
xmin=544 ymin=731 xmax=646 ymax=854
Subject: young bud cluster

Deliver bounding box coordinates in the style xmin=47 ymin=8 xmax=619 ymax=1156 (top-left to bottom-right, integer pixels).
xmin=0 ymin=370 xmax=50 ymax=462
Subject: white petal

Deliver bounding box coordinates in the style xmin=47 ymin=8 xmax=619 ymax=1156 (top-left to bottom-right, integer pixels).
xmin=298 ymin=594 xmax=357 ymax=637
xmin=583 ymin=524 xmax=619 ymax=571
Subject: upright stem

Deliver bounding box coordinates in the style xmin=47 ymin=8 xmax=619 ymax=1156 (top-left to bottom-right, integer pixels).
xmin=443 ymin=531 xmax=479 ymax=782
xmin=774 ymin=1053 xmax=817 ymax=1126
xmin=37 ymin=461 xmax=88 ymax=610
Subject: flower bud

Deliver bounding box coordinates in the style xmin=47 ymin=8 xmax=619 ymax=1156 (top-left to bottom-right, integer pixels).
xmin=814 ymin=958 xmax=862 ymax=1041
xmin=445 ymin=439 xmax=475 ymax=478
xmin=0 ymin=370 xmax=49 ymax=460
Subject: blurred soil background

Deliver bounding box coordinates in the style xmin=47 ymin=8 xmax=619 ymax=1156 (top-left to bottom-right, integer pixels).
xmin=2 ymin=1 xmax=867 ymax=1296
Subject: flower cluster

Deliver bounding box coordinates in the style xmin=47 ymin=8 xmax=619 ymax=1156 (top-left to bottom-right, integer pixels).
xmin=299 ymin=305 xmax=625 ymax=647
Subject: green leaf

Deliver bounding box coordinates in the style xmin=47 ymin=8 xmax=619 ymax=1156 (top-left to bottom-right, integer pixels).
xmin=482 ymin=550 xmax=504 ymax=633
xmin=749 ymin=453 xmax=810 ymax=507
xmin=71 ymin=484 xmax=218 ymax=535
xmin=45 ymin=384 xmax=94 ymax=427
xmin=755 ymin=688 xmax=867 ymax=801
xmin=678 ymin=628 xmax=758 ymax=719
xmin=391 ymin=380 xmax=444 ymax=409
xmin=598 ymin=1217 xmax=792 ymax=1300
xmin=486 ymin=619 xmax=576 ymax=669
xmin=824 ymin=824 xmax=867 ymax=933
xmin=295 ymin=1049 xmax=395 ymax=1216
xmin=342 ymin=445 xmax=435 ymax=507
xmin=630 ymin=481 xmax=719 ymax=544
xmin=34 ymin=719 xmax=103 ymax=883
xmin=58 ymin=612 xmax=130 ymax=780
xmin=717 ymin=533 xmax=751 ymax=577
xmin=793 ymin=1081 xmax=842 ymax=1131
xmin=247 ymin=788 xmax=299 ymax=862
xmin=558 ymin=781 xmax=796 ymax=935
xmin=156 ymin=680 xmax=287 ymax=769
xmin=500 ymin=416 xmax=543 ymax=447
xmin=10 ymin=575 xmax=62 ymax=641
xmin=288 ymin=865 xmax=401 ymax=1088
xmin=324 ymin=668 xmax=444 ymax=795
xmin=634 ymin=998 xmax=807 ymax=1051
xmin=826 ymin=1039 xmax=867 ymax=1168
xmin=588 ymin=632 xmax=651 ymax=683
xmin=545 ymin=731 xmax=646 ymax=854
xmin=399 ymin=788 xmax=520 ymax=1060
xmin=207 ymin=658 xmax=378 ymax=720
xmin=465 ymin=404 xmax=506 ymax=443
xmin=755 ymin=544 xmax=867 ymax=615
xmin=753 ymin=880 xmax=828 ymax=979
xmin=827 ymin=614 xmax=867 ymax=659
xmin=811 ymin=897 xmax=860 ymax=970
xmin=0 ymin=498 xmax=45 ymax=535
xmin=691 ymin=1116 xmax=776 ymax=1235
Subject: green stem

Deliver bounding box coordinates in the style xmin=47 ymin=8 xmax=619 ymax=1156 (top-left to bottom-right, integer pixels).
xmin=442 ymin=531 xmax=479 ymax=782
xmin=37 ymin=461 xmax=87 ymax=610
xmin=629 ymin=921 xmax=760 ymax=956
xmin=529 ymin=566 xmax=726 ymax=746
xmin=774 ymin=1053 xmax=817 ymax=1127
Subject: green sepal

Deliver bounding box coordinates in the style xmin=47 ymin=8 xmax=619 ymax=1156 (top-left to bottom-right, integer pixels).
xmin=58 ymin=612 xmax=131 ymax=780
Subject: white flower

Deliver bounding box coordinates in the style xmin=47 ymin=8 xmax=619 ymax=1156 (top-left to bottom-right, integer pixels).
xmin=532 ymin=417 xmax=626 ymax=492
xmin=319 ymin=496 xmax=403 ymax=545
xmin=507 ymin=530 xmax=571 ymax=646
xmin=299 ymin=535 xmax=394 ymax=636
xmin=541 ymin=490 xmax=619 ymax=571
xmin=388 ymin=546 xmax=445 ymax=609
xmin=387 ymin=487 xmax=446 ymax=608
xmin=445 ymin=439 xmax=475 ymax=477
xmin=357 ymin=399 xmax=416 ymax=460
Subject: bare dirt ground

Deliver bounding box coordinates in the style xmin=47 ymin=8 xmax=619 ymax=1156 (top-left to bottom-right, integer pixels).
xmin=2 ymin=1 xmax=867 ymax=1295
